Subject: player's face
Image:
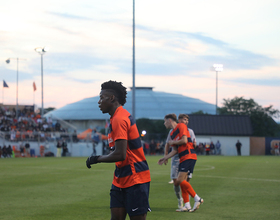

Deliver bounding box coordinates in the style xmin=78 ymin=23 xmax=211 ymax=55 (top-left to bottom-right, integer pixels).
xmin=164 ymin=118 xmax=171 ymax=129
xmin=98 ymin=90 xmax=112 ymax=114
xmin=179 ymin=117 xmax=188 ymax=125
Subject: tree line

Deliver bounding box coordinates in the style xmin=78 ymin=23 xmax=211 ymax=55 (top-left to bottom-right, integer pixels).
xmin=136 ymin=96 xmax=280 ymax=138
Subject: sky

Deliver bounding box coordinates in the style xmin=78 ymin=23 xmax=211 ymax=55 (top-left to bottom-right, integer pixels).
xmin=1 ymin=0 xmax=280 ymax=121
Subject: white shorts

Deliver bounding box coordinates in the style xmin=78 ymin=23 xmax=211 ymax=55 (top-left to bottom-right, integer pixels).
xmin=170 ymin=154 xmax=180 ymax=179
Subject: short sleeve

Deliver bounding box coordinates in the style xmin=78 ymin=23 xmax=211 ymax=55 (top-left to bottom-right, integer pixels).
xmin=179 ymin=123 xmax=189 ymax=137
xmin=166 ymin=129 xmax=173 ymax=143
xmin=112 ymin=117 xmax=129 ymax=141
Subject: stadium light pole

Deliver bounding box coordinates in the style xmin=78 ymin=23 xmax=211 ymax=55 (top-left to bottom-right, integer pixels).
xmin=212 ymin=64 xmax=223 ymax=115
xmin=132 ymin=0 xmax=136 ymax=119
xmin=35 ymin=47 xmax=48 ymax=117
xmin=5 ymin=57 xmax=26 ymax=119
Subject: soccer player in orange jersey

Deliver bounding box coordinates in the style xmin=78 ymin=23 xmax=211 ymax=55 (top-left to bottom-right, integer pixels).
xmin=158 ymin=117 xmax=203 ymax=212
xmin=163 ymin=114 xmax=184 ymax=210
xmin=177 ymin=114 xmax=197 ymax=211
xmin=86 ymin=80 xmax=151 ymax=220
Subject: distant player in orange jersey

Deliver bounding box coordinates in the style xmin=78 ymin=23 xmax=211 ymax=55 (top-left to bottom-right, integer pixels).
xmin=86 ymin=80 xmax=151 ymax=220
xmin=177 ymin=114 xmax=197 ymax=211
xmin=163 ymin=113 xmax=184 ymax=210
xmin=158 ymin=115 xmax=203 ymax=212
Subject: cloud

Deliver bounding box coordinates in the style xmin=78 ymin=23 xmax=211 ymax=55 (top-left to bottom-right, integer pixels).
xmin=47 ymin=11 xmax=92 ymax=20
xmin=178 ymin=31 xmax=229 ymax=48
xmin=220 ymin=48 xmax=276 ymax=69
xmin=65 ymin=76 xmax=96 ymax=84
xmin=49 ymin=25 xmax=79 ymax=35
xmin=28 ymin=53 xmax=108 ymax=74
xmin=229 ymin=78 xmax=280 ymax=87
xmin=0 ymin=67 xmax=34 ymax=82
xmin=134 ymin=25 xmax=278 ymax=75
xmin=137 ymin=25 xmax=229 ymax=47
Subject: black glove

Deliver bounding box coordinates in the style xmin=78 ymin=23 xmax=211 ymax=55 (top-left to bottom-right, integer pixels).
xmin=86 ymin=156 xmax=100 ymax=169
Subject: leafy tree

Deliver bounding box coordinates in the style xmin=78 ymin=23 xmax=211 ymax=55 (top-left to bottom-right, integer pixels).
xmin=191 ymin=110 xmax=209 ymax=115
xmin=136 ymin=118 xmax=167 ymax=141
xmin=218 ymin=96 xmax=280 ymax=137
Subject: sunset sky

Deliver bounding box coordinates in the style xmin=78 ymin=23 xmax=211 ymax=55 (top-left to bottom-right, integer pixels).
xmin=1 ymin=0 xmax=279 ymax=121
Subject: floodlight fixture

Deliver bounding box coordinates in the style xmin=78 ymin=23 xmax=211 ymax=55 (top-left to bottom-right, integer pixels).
xmin=213 ymin=64 xmax=223 ymax=72
xmin=212 ymin=64 xmax=224 ymax=115
xmin=35 ymin=46 xmax=48 ymax=116
xmin=35 ymin=46 xmax=49 ymax=54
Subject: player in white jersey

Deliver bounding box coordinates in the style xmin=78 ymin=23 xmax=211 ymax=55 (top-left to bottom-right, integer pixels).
xmin=164 ymin=114 xmax=184 ymax=210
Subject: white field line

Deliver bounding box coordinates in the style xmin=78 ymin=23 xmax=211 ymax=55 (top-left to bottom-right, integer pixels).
xmin=195 ymin=165 xmax=216 ymax=171
xmin=195 ymin=174 xmax=280 ymax=182
xmin=11 ymin=165 xmax=280 ymax=182
xmin=194 ymin=165 xmax=280 ymax=182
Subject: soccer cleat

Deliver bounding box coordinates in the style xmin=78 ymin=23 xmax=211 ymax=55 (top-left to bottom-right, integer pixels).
xmin=185 ymin=202 xmax=192 ymax=211
xmin=189 ymin=198 xmax=204 ymax=212
xmin=168 ymin=180 xmax=174 ymax=184
xmin=176 ymin=206 xmax=190 ymax=212
xmin=178 ymin=198 xmax=183 ymax=209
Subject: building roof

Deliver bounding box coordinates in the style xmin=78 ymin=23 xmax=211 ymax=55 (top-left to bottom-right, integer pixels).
xmin=188 ymin=114 xmax=253 ymax=136
xmin=45 ymin=87 xmax=216 ymax=120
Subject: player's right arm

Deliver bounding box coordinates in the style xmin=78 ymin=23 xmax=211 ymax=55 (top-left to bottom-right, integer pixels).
xmin=98 ymin=139 xmax=126 ymax=162
xmin=86 ymin=139 xmax=127 ymax=168
xmin=158 ymin=147 xmax=178 ymax=165
xmin=164 ymin=142 xmax=170 ymax=156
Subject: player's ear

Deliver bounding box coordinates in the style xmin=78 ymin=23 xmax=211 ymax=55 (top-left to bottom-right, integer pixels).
xmin=109 ymin=94 xmax=115 ymax=103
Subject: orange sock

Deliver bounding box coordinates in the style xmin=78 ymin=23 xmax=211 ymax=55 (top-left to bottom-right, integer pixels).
xmin=186 ymin=192 xmax=190 ymax=203
xmin=180 ymin=181 xmax=188 ymax=203
xmin=180 ymin=180 xmax=196 ymax=199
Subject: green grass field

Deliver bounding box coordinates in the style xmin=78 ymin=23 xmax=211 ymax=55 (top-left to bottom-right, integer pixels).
xmin=1 ymin=156 xmax=280 ymax=220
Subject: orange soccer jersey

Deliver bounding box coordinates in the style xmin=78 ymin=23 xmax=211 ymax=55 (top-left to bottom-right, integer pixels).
xmin=170 ymin=123 xmax=197 ymax=163
xmin=108 ymin=106 xmax=151 ymax=188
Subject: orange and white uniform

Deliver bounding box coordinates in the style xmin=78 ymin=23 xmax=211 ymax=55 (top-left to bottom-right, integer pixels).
xmin=170 ymin=123 xmax=197 ymax=163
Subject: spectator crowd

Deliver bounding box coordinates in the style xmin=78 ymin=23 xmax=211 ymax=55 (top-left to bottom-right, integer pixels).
xmin=139 ymin=139 xmax=222 ymax=156
xmin=0 ymin=106 xmax=69 ymax=142
xmin=0 ymin=106 xmax=225 ymax=158
xmin=195 ymin=141 xmax=221 ymax=155
xmin=0 ymin=105 xmax=74 ymax=158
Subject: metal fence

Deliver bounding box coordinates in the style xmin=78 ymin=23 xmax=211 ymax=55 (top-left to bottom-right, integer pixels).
xmin=0 ymin=131 xmax=111 ymax=157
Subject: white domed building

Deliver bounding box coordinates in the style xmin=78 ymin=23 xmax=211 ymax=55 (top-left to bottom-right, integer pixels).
xmin=45 ymin=87 xmax=216 ymax=131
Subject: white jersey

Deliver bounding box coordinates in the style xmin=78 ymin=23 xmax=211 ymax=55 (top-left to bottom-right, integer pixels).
xmin=166 ymin=129 xmax=173 ymax=143
xmin=188 ymin=128 xmax=196 ymax=142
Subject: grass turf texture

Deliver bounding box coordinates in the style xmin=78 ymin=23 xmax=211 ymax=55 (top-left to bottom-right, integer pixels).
xmin=1 ymin=156 xmax=279 ymax=220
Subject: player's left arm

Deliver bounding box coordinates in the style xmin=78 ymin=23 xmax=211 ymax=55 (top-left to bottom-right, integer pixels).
xmin=158 ymin=147 xmax=178 ymax=165
xmin=191 ymin=130 xmax=197 ymax=147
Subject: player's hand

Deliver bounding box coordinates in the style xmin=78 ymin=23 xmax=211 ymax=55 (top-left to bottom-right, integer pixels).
xmin=158 ymin=157 xmax=167 ymax=165
xmin=86 ymin=156 xmax=100 ymax=169
xmin=164 ymin=159 xmax=168 ymax=165
xmin=168 ymin=140 xmax=175 ymax=147
xmin=193 ymin=138 xmax=197 ymax=148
